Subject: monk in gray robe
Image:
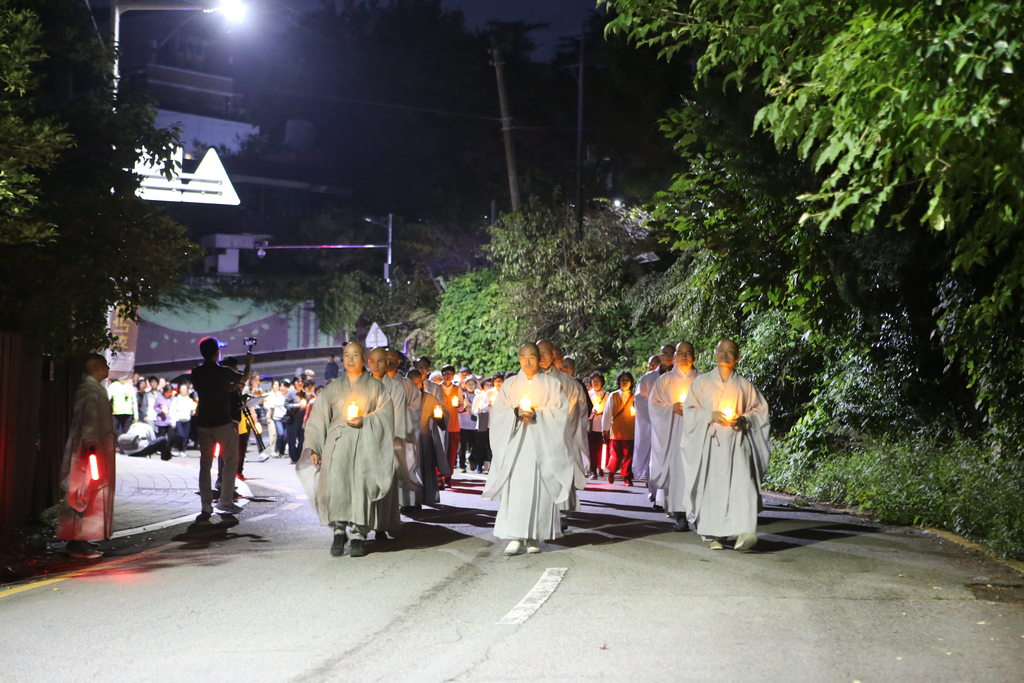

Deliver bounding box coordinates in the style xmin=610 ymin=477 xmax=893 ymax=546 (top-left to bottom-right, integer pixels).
xmin=408 ymin=369 xmax=450 ymax=509
xmin=682 ymin=339 xmax=770 ymax=551
xmin=58 ymin=354 xmax=115 ymax=559
xmin=298 ymin=343 xmax=395 ymax=558
xmin=484 ymin=343 xmax=570 ymax=555
xmin=368 ymin=346 xmax=412 ymax=540
xmin=538 ymin=340 xmax=589 ymax=529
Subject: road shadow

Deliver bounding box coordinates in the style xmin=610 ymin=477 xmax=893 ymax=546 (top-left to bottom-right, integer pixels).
xmin=751 ymin=522 xmax=881 ymax=553
xmin=369 ymin=522 xmax=475 ymax=553
xmin=170 ymin=517 xmax=269 ymax=550
xmin=408 ymin=503 xmax=497 ymax=529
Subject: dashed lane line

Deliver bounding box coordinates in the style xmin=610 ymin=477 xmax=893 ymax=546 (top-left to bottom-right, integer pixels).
xmin=497 ymin=568 xmax=568 ymax=625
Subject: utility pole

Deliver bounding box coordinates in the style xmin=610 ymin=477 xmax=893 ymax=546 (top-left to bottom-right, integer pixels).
xmin=575 ymin=27 xmax=585 ymax=236
xmin=491 ymin=48 xmax=521 ymax=211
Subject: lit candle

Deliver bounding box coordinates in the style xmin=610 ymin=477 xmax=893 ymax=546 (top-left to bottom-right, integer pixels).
xmin=629 ymin=405 xmax=636 ymax=416
xmin=593 ymin=401 xmax=603 ymax=413
xmin=721 ymin=406 xmax=735 ymax=421
xmin=451 ymin=396 xmax=459 ymax=407
xmin=519 ymin=397 xmax=531 ymax=412
xmin=679 ymin=392 xmax=687 ymax=404
xmin=433 ymin=406 xmax=443 ymax=419
xmin=347 ymin=403 xmax=359 ymax=420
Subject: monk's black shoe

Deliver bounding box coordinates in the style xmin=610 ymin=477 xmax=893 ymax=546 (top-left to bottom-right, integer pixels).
xmin=330 ymin=532 xmax=347 ymax=557
xmin=673 ymin=518 xmax=690 ymax=532
xmin=349 ymin=539 xmax=367 ymax=557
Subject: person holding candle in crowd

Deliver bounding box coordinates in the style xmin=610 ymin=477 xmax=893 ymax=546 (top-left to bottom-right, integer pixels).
xmin=587 ymin=372 xmax=609 ymax=479
xmin=297 ymin=342 xmax=395 ymax=558
xmin=634 ymin=346 xmax=676 ymax=509
xmin=601 ymin=370 xmax=636 ymax=485
xmin=484 ymin=343 xmax=570 ymax=555
xmin=437 ymin=365 xmax=467 ymax=487
xmin=404 ymin=368 xmax=449 ymax=510
xmin=681 ymin=338 xmax=770 ymax=551
xmin=649 ymin=342 xmax=700 ymax=529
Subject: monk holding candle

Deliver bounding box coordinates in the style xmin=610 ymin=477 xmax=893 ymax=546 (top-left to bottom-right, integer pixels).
xmin=297 ymin=343 xmax=395 ymax=558
xmin=681 ymin=339 xmax=770 ymax=551
xmin=484 ymin=343 xmax=570 ymax=555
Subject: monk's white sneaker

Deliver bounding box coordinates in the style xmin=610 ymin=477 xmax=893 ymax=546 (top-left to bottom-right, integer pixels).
xmin=526 ymin=540 xmax=541 ymax=554
xmin=504 ymin=540 xmax=523 ymax=555
xmin=709 ymin=539 xmax=724 ymax=550
xmin=734 ymin=533 xmax=758 ymax=551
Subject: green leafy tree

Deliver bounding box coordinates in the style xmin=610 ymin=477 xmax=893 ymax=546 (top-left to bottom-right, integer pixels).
xmin=428 ymin=270 xmax=520 ymax=371
xmin=0 ymin=0 xmax=196 ymax=354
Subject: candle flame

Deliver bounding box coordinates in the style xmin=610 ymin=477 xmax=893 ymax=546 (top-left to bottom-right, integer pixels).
xmin=519 ymin=397 xmax=531 ymax=412
xmin=629 ymin=405 xmax=636 ymax=416
xmin=679 ymin=392 xmax=687 ymax=403
xmin=451 ymin=396 xmax=459 ymax=407
xmin=433 ymin=406 xmax=443 ymax=419
xmin=593 ymin=401 xmax=602 ymax=413
xmin=722 ymin=406 xmax=735 ymax=420
xmin=347 ymin=403 xmax=359 ymax=420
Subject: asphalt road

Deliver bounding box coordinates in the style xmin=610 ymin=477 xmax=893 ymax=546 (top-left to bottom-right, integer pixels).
xmin=2 ymin=459 xmax=1022 ymax=683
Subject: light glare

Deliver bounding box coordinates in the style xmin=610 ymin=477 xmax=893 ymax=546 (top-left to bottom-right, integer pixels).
xmin=219 ymin=0 xmax=246 ymax=23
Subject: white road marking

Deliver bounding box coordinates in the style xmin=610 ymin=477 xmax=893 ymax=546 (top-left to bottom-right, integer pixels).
xmin=497 ymin=568 xmax=568 ymax=625
xmin=247 ymin=513 xmax=278 ymax=522
xmin=281 ymin=503 xmax=302 ymax=510
xmin=296 ymin=494 xmax=308 ymax=500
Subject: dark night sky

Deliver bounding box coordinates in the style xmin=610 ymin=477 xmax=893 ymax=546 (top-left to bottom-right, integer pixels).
xmin=273 ymin=0 xmax=601 ymax=60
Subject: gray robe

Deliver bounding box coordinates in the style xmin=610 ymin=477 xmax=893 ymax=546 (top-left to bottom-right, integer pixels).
xmin=297 ymin=372 xmax=395 ymax=528
xmin=682 ymin=370 xmax=770 ymax=538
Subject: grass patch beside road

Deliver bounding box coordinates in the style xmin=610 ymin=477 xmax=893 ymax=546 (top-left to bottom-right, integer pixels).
xmin=765 ymin=435 xmax=1024 ymax=560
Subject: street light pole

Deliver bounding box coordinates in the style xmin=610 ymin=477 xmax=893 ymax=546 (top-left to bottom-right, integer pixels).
xmin=111 ymin=1 xmax=244 ymax=81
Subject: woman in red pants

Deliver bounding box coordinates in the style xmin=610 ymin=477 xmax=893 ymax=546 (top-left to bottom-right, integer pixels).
xmin=601 ymin=371 xmax=636 ymax=485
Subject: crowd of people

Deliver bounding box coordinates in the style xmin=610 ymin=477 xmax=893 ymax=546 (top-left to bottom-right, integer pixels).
xmin=56 ymin=336 xmax=770 ymax=560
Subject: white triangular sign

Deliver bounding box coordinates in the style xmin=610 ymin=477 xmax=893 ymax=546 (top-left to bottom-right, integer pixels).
xmin=134 ymin=146 xmax=240 ymax=206
xmin=366 ymin=322 xmax=388 ymax=348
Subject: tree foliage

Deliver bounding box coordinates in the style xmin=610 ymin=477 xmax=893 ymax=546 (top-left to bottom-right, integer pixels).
xmin=429 ymin=270 xmax=520 ymax=372
xmin=0 ymin=0 xmax=197 ymax=354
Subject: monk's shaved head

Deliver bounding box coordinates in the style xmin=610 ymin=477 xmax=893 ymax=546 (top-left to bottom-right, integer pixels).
xmin=343 ymin=342 xmax=366 ymax=375
xmin=714 ymin=338 xmax=740 ymax=373
xmin=84 ymin=353 xmax=109 ymax=381
xmin=536 ymin=339 xmax=555 ymax=370
xmin=519 ymin=342 xmax=540 ymax=378
xmin=677 ymin=342 xmax=695 ymax=355
xmin=368 ymin=347 xmax=388 ymax=379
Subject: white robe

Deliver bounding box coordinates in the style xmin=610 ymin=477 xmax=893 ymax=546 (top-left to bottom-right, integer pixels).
xmin=649 ymin=366 xmax=700 ymax=515
xmin=632 ymin=368 xmax=664 ymax=487
xmin=484 ymin=371 xmax=570 ymax=541
xmin=545 ymin=367 xmax=589 ymax=490
xmin=682 ymin=370 xmax=770 ymax=538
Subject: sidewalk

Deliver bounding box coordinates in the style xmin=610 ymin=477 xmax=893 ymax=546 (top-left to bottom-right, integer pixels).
xmin=113 ymin=453 xmax=252 ymax=536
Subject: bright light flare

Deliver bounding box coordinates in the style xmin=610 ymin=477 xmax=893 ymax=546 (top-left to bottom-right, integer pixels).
xmin=347 ymin=403 xmax=359 ymax=420
xmin=601 ymin=443 xmax=608 ymax=469
xmin=214 ymin=443 xmax=221 ymax=458
xmin=450 ymin=396 xmax=459 ymax=407
xmin=721 ymin=406 xmax=735 ymax=421
xmin=629 ymin=405 xmax=636 ymax=416
xmin=88 ymin=453 xmax=100 ymax=481
xmin=519 ymin=397 xmax=531 ymax=413
xmin=217 ymin=0 xmax=246 ymax=23
xmin=433 ymin=406 xmax=443 ymax=419
xmin=679 ymin=392 xmax=687 ymax=404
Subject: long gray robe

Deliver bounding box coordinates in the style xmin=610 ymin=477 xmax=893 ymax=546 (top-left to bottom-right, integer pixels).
xmin=414 ymin=391 xmax=450 ymax=506
xmin=377 ymin=374 xmax=418 ymax=531
xmin=484 ymin=371 xmax=569 ymax=541
xmin=633 ymin=368 xmax=664 ymax=490
xmin=682 ymin=370 xmax=770 ymax=538
xmin=58 ymin=374 xmax=116 ymax=541
xmin=297 ymin=372 xmax=395 ymax=528
xmin=649 ymin=366 xmax=700 ymax=515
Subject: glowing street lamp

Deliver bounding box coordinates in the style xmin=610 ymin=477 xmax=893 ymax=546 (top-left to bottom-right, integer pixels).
xmin=111 ymin=1 xmax=246 ymax=81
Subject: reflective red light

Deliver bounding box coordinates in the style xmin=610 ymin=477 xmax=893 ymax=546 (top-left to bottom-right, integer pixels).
xmin=89 ymin=453 xmax=100 ymax=481
xmin=214 ymin=443 xmax=221 ymax=457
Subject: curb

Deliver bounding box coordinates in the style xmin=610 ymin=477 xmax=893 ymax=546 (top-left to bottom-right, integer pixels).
xmin=922 ymin=527 xmax=1024 ymax=574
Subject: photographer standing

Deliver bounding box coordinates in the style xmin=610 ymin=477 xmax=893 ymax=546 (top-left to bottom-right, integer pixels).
xmin=191 ymin=337 xmax=253 ymax=520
